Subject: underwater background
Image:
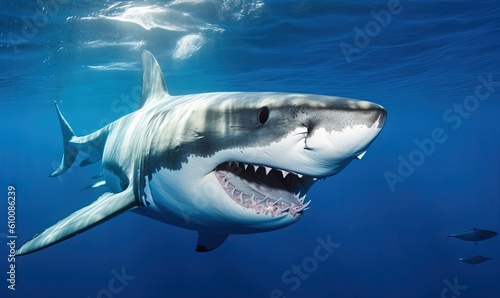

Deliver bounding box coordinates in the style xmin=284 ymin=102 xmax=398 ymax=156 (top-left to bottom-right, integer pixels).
xmin=1 ymin=0 xmax=499 ymax=297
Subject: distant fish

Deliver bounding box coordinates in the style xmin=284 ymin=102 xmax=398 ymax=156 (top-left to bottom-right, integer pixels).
xmin=459 ymin=255 xmax=493 ymax=266
xmin=447 ymin=227 xmax=497 ymax=245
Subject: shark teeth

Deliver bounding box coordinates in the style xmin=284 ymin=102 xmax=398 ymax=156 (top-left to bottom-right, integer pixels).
xmin=302 ymin=199 xmax=312 ymax=209
xmin=225 ymin=161 xmax=308 ymax=180
xmin=298 ymin=194 xmax=306 ymax=204
xmin=214 ymin=162 xmax=315 ymax=217
xmin=264 ymin=166 xmax=272 ymax=175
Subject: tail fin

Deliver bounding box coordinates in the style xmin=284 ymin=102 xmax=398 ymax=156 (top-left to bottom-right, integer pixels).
xmin=49 ymin=101 xmax=78 ymax=177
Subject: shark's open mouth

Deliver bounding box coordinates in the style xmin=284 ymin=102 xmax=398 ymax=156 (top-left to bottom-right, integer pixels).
xmin=214 ymin=161 xmax=315 ymax=217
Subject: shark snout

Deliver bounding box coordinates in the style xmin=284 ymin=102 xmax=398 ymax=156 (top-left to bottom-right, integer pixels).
xmin=343 ymin=101 xmax=386 ymax=129
xmin=295 ymin=100 xmax=386 ymax=177
xmin=371 ymin=104 xmax=387 ymax=128
xmin=299 ymin=98 xmax=386 ymax=132
xmin=303 ymin=101 xmax=386 ymax=140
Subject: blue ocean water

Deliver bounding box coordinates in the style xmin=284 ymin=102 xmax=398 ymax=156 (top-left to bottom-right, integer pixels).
xmin=1 ymin=0 xmax=500 ymax=297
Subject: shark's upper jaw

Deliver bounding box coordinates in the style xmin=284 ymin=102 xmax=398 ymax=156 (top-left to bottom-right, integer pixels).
xmin=214 ymin=161 xmax=315 ymax=217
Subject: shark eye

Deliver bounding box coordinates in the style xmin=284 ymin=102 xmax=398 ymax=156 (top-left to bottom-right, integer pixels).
xmin=258 ymin=107 xmax=269 ymax=124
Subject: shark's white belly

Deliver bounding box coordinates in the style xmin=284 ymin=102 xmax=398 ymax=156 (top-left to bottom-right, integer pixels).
xmin=136 ymin=158 xmax=298 ymax=234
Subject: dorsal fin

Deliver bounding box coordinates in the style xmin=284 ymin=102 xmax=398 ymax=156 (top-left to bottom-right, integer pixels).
xmin=139 ymin=50 xmax=168 ymax=109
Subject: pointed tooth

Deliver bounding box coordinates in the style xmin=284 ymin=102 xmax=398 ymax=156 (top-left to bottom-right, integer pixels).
xmin=313 ymin=178 xmax=318 ymax=181
xmin=302 ymin=200 xmax=312 ymax=208
xmin=298 ymin=195 xmax=306 ymax=204
xmin=258 ymin=197 xmax=271 ymax=206
xmin=297 ymin=173 xmax=303 ymax=178
xmin=295 ymin=205 xmax=305 ymax=212
xmin=238 ymin=191 xmax=244 ymax=200
xmin=253 ymin=165 xmax=259 ymax=171
xmin=243 ymin=163 xmax=249 ymax=170
xmin=273 ymin=198 xmax=283 ymax=205
xmin=224 ymin=180 xmax=230 ymax=188
xmin=264 ymin=166 xmax=272 ymax=175
xmin=295 ymin=191 xmax=301 ymax=199
xmin=231 ymin=187 xmax=236 ymax=196
xmin=281 ymin=170 xmax=289 ymax=178
xmin=228 ymin=161 xmax=234 ymax=168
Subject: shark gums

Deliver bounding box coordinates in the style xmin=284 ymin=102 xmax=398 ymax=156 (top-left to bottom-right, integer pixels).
xmin=17 ymin=51 xmax=386 ymax=255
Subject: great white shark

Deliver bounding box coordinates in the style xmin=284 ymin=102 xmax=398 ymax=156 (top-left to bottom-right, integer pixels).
xmin=16 ymin=51 xmax=386 ymax=255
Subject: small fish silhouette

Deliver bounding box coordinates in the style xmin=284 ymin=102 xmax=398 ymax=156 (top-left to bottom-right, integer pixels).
xmin=459 ymin=255 xmax=493 ymax=266
xmin=447 ymin=227 xmax=497 ymax=245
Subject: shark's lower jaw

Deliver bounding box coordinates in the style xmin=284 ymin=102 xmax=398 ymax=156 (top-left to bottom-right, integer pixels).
xmin=214 ymin=161 xmax=315 ymax=218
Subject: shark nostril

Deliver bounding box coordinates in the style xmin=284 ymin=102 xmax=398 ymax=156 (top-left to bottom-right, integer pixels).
xmin=302 ymin=120 xmax=315 ymax=133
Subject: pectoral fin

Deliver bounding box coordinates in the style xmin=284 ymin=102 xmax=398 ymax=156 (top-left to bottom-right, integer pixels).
xmin=16 ymin=187 xmax=137 ymax=256
xmin=82 ymin=180 xmax=107 ymax=191
xmin=195 ymin=232 xmax=229 ymax=252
